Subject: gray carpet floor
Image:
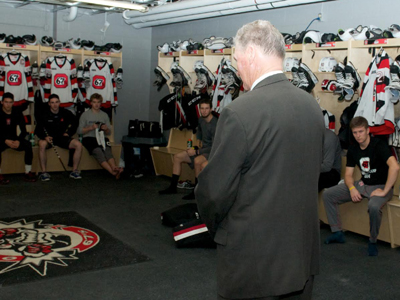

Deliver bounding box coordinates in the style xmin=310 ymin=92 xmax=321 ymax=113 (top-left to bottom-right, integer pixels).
xmin=1 ymin=170 xmax=400 ymax=300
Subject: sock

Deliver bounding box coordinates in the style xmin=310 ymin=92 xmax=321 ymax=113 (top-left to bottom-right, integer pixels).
xmin=368 ymin=242 xmax=378 ymax=256
xmin=324 ymin=231 xmax=345 ymax=244
xmin=25 ymin=165 xmax=32 ymax=174
xmin=68 ymin=149 xmax=75 ymax=167
xmin=170 ymin=174 xmax=179 ymax=188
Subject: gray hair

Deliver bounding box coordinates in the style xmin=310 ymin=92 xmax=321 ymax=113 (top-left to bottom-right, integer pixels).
xmin=234 ymin=20 xmax=285 ymax=59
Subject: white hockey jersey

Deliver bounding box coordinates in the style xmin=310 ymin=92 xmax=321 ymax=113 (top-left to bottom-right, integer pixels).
xmin=354 ymin=50 xmax=395 ymax=135
xmin=0 ymin=52 xmax=34 ymax=105
xmin=83 ymin=59 xmax=117 ymax=108
xmin=42 ymin=55 xmax=78 ymax=107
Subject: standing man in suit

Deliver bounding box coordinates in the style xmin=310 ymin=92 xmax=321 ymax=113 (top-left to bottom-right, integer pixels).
xmin=196 ymin=20 xmax=324 ymax=300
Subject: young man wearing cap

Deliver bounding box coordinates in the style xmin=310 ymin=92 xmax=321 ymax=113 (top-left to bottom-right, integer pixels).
xmin=0 ymin=92 xmax=36 ymax=183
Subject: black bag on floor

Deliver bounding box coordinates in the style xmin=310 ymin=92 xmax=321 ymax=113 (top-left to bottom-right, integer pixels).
xmin=173 ymin=219 xmax=215 ymax=248
xmin=128 ymin=119 xmax=162 ymax=138
xmin=161 ymin=203 xmax=199 ymax=227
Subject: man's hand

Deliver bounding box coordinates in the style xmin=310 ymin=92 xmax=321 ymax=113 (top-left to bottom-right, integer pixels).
xmin=350 ymin=188 xmax=363 ymax=202
xmin=186 ymin=149 xmax=196 ymax=156
xmin=371 ymin=188 xmax=387 ymax=198
xmin=5 ymin=139 xmax=19 ymax=149
xmin=45 ymin=136 xmax=53 ymax=144
xmin=100 ymin=124 xmax=108 ymax=131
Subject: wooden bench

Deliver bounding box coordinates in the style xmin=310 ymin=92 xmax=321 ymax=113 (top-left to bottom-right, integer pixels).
xmin=318 ymin=157 xmax=400 ymax=248
xmin=150 ymin=128 xmax=198 ymax=182
xmin=1 ymin=143 xmax=121 ymax=174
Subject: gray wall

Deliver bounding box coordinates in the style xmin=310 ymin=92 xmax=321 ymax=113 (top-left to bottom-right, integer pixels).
xmin=150 ymin=0 xmax=400 ymax=121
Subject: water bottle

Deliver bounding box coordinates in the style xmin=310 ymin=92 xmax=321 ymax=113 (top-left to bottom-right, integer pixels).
xmin=187 ymin=139 xmax=192 ymax=149
xmin=30 ymin=132 xmax=35 ymax=146
xmin=79 ymin=134 xmax=83 ymax=143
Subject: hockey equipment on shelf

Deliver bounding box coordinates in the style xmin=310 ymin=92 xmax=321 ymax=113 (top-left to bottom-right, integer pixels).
xmin=68 ymin=38 xmax=81 ymax=49
xmin=284 ymin=57 xmax=299 ymax=72
xmin=291 ymin=31 xmax=307 ymax=44
xmin=318 ymin=57 xmax=337 ymax=72
xmin=349 ymin=25 xmax=369 ymax=40
xmin=157 ymin=42 xmax=170 ymax=53
xmin=179 ymin=40 xmax=190 ymax=51
xmin=22 ymin=34 xmax=36 ymax=45
xmin=53 ymin=41 xmax=64 ymax=49
xmin=297 ymin=63 xmax=318 ymax=93
xmin=111 ymin=43 xmax=123 ymax=53
xmin=281 ymin=33 xmax=293 ymax=45
xmin=388 ymin=24 xmax=400 ymax=38
xmin=116 ymin=67 xmax=123 ymax=89
xmin=303 ymin=30 xmax=322 ymax=44
xmin=202 ymin=36 xmax=233 ymax=50
xmin=193 ymin=60 xmax=215 ymax=90
xmin=41 ymin=36 xmax=54 ymax=47
xmin=221 ymin=59 xmax=242 ymax=99
xmin=0 ymin=33 xmax=5 ymax=43
xmin=169 ymin=40 xmax=181 ymax=52
xmin=321 ymin=33 xmax=339 ymax=43
xmin=153 ymin=66 xmax=170 ymax=91
xmin=334 ymin=62 xmax=346 ymax=87
xmin=4 ymin=35 xmax=16 ymax=44
xmin=365 ymin=27 xmax=383 ymax=40
xmin=81 ymin=40 xmax=95 ymax=51
xmin=186 ymin=41 xmax=204 ymax=51
xmin=337 ymin=28 xmax=354 ymax=41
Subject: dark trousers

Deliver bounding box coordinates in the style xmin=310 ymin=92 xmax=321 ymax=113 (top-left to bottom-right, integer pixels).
xmin=217 ymin=276 xmax=314 ymax=300
xmin=0 ymin=139 xmax=33 ymax=166
xmin=318 ymin=169 xmax=340 ymax=192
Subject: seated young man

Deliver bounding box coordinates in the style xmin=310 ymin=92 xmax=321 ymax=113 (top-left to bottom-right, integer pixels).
xmin=319 ymin=128 xmax=342 ymax=192
xmin=35 ymin=94 xmax=83 ymax=181
xmin=159 ymin=98 xmax=218 ymax=200
xmin=0 ymin=92 xmax=36 ymax=183
xmin=323 ymin=116 xmax=399 ymax=256
xmin=78 ymin=93 xmax=123 ymax=178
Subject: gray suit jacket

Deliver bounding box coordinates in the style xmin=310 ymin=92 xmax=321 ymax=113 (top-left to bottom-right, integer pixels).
xmin=196 ymin=73 xmax=324 ymax=299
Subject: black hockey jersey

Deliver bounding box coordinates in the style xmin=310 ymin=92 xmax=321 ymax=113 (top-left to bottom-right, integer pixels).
xmin=35 ymin=107 xmax=78 ymax=140
xmin=181 ymin=92 xmax=210 ymax=131
xmin=158 ymin=92 xmax=187 ymax=131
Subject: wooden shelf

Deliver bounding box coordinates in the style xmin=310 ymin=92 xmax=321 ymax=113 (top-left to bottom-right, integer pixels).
xmin=205 ymin=48 xmax=232 ymax=55
xmin=181 ymin=50 xmax=204 ymax=56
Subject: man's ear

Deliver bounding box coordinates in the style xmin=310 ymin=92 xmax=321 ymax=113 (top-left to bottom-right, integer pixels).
xmin=246 ymin=45 xmax=256 ymax=65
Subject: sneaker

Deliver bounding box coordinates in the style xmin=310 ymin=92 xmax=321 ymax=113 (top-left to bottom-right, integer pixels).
xmin=133 ymin=169 xmax=144 ymax=179
xmin=177 ymin=180 xmax=195 ymax=189
xmin=69 ymin=170 xmax=82 ymax=180
xmin=0 ymin=174 xmax=10 ymax=185
xmin=324 ymin=231 xmax=345 ymax=244
xmin=23 ymin=172 xmax=37 ymax=182
xmin=39 ymin=172 xmax=51 ymax=182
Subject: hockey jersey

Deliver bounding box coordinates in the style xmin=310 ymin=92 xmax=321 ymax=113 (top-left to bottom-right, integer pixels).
xmin=181 ymin=92 xmax=210 ymax=131
xmin=42 ymin=55 xmax=78 ymax=107
xmin=0 ymin=52 xmax=34 ymax=105
xmin=354 ymin=50 xmax=395 ymax=135
xmin=158 ymin=91 xmax=186 ymax=131
xmin=322 ymin=109 xmax=335 ymax=132
xmin=83 ymin=59 xmax=117 ymax=108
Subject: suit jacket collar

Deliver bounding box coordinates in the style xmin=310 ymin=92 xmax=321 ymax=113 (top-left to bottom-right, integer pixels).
xmin=252 ymin=73 xmax=288 ymax=91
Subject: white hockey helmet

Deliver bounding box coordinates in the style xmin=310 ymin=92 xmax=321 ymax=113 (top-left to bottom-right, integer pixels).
xmin=388 ymin=24 xmax=400 ymax=38
xmin=318 ymin=57 xmax=338 ymax=72
xmin=284 ymin=57 xmax=300 ymax=72
xmin=303 ymin=31 xmax=322 ymax=44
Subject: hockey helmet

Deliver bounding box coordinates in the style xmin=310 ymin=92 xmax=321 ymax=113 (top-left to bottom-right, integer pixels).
xmin=111 ymin=43 xmax=123 ymax=53
xmin=337 ymin=28 xmax=354 ymax=41
xmin=41 ymin=36 xmax=54 ymax=47
xmin=318 ymin=57 xmax=338 ymax=72
xmin=303 ymin=31 xmax=322 ymax=44
xmin=68 ymin=38 xmax=81 ymax=49
xmin=0 ymin=33 xmax=5 ymax=43
xmin=321 ymin=33 xmax=338 ymax=43
xmin=349 ymin=25 xmax=368 ymax=40
xmin=81 ymin=40 xmax=95 ymax=51
xmin=23 ymin=34 xmax=36 ymax=45
xmin=284 ymin=57 xmax=300 ymax=72
xmin=157 ymin=42 xmax=170 ymax=53
xmin=388 ymin=24 xmax=400 ymax=38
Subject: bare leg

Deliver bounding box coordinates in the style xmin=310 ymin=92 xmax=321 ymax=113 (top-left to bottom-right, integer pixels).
xmin=38 ymin=139 xmax=49 ymax=172
xmin=69 ymin=139 xmax=83 ymax=171
xmin=194 ymin=155 xmax=207 ymax=177
xmin=172 ymin=151 xmax=192 ymax=175
xmin=100 ymin=161 xmax=118 ymax=176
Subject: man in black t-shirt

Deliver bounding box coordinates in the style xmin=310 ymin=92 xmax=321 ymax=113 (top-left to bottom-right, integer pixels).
xmin=323 ymin=117 xmax=399 ymax=256
xmin=0 ymin=92 xmax=36 ymax=184
xmin=35 ymin=94 xmax=83 ymax=181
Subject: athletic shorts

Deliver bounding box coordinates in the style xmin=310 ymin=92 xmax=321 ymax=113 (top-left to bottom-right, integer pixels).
xmin=92 ymin=146 xmax=113 ymax=164
xmin=46 ymin=136 xmax=73 ymax=150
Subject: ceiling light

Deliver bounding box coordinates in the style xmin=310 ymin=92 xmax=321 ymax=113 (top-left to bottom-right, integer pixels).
xmin=68 ymin=0 xmax=149 ymax=12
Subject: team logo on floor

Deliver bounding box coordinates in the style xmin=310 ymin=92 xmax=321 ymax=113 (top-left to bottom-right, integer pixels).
xmin=0 ymin=218 xmax=99 ymax=276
